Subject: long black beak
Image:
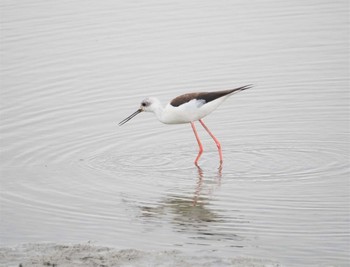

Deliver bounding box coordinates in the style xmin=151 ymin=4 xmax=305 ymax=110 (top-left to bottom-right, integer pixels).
xmin=118 ymin=109 xmax=142 ymax=126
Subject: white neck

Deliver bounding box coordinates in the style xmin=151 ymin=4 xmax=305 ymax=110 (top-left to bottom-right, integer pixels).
xmin=153 ymin=104 xmax=165 ymax=122
xmin=147 ymin=98 xmax=165 ymax=122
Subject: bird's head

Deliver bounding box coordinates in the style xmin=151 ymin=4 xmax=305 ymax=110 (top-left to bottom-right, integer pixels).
xmin=118 ymin=97 xmax=160 ymax=126
xmin=140 ymin=97 xmax=159 ymax=112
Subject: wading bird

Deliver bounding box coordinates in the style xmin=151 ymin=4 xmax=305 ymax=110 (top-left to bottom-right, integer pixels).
xmin=119 ymin=85 xmax=251 ymax=165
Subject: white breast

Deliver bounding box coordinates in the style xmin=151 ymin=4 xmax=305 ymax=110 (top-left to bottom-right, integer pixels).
xmin=160 ymin=96 xmax=229 ymax=124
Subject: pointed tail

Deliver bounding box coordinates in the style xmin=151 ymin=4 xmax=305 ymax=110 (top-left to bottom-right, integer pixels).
xmin=230 ymin=84 xmax=253 ymax=94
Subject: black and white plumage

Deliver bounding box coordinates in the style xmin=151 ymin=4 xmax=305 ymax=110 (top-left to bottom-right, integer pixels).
xmin=119 ymin=85 xmax=252 ymax=165
xmin=170 ymin=85 xmax=251 ymax=108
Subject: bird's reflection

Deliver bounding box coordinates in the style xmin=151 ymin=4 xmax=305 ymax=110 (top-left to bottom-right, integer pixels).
xmin=138 ymin=165 xmax=246 ymax=243
xmin=192 ymin=164 xmax=222 ymax=206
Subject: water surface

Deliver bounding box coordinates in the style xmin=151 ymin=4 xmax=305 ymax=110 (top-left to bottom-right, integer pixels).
xmin=1 ymin=0 xmax=349 ymax=266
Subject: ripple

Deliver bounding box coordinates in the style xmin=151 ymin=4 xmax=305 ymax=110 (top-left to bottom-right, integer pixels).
xmin=82 ymin=142 xmax=200 ymax=176
xmin=81 ymin=138 xmax=349 ymax=183
xmin=221 ymin=140 xmax=349 ymax=182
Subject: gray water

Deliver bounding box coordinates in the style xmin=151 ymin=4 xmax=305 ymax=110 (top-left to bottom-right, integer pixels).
xmin=1 ymin=1 xmax=349 ymax=266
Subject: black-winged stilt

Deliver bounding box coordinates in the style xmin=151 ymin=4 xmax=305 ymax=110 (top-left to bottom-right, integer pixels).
xmin=119 ymin=85 xmax=252 ymax=165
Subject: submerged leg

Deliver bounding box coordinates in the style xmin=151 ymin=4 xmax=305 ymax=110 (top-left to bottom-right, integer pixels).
xmin=199 ymin=119 xmax=223 ymax=164
xmin=190 ymin=122 xmax=203 ymax=165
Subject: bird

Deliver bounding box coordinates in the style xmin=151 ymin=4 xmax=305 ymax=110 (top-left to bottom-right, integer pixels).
xmin=119 ymin=85 xmax=252 ymax=165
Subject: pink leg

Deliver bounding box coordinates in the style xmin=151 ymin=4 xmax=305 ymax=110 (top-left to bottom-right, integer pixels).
xmin=199 ymin=119 xmax=223 ymax=164
xmin=191 ymin=122 xmax=203 ymax=165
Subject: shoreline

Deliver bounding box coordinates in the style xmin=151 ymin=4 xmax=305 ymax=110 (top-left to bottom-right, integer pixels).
xmin=0 ymin=242 xmax=281 ymax=267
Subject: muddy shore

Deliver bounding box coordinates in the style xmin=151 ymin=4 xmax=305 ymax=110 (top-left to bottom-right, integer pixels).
xmin=0 ymin=243 xmax=281 ymax=267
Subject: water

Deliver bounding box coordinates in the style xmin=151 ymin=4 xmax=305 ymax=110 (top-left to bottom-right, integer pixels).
xmin=1 ymin=0 xmax=349 ymax=266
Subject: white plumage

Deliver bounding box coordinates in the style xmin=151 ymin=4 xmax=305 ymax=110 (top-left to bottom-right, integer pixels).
xmin=119 ymin=85 xmax=251 ymax=165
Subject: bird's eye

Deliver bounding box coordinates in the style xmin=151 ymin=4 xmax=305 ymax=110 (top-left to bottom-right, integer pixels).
xmin=141 ymin=102 xmax=146 ymax=107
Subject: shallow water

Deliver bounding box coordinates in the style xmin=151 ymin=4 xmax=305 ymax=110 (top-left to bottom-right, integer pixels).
xmin=1 ymin=0 xmax=349 ymax=266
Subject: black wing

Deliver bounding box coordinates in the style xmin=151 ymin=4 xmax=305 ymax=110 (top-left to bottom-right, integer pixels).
xmin=170 ymin=84 xmax=252 ymax=107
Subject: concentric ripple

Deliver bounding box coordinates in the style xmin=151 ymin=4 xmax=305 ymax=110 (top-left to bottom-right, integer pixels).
xmin=81 ymin=138 xmax=349 ymax=183
xmin=82 ymin=142 xmax=199 ymax=175
xmin=221 ymin=140 xmax=349 ymax=181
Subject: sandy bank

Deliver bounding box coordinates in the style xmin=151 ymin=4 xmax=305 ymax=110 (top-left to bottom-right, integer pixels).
xmin=0 ymin=243 xmax=280 ymax=267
